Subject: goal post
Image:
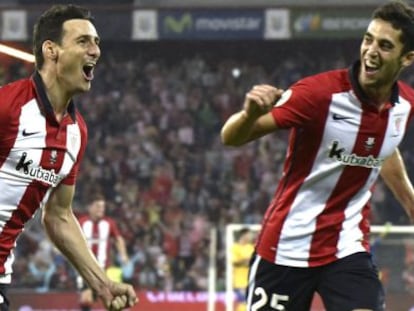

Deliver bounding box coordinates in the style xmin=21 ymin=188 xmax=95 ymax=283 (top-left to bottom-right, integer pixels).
xmin=224 ymin=223 xmax=414 ymax=311
xmin=208 ymin=226 xmax=218 ymax=311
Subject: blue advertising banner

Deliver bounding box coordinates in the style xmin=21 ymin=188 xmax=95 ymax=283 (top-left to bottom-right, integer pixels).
xmin=159 ymin=10 xmax=264 ymax=40
xmin=291 ymin=8 xmax=371 ymax=38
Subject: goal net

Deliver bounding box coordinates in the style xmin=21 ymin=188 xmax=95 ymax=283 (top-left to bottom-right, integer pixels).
xmin=225 ymin=223 xmax=414 ymax=311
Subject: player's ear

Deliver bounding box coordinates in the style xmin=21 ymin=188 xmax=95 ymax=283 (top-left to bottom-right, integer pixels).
xmin=42 ymin=40 xmax=58 ymax=62
xmin=402 ymin=50 xmax=414 ymax=68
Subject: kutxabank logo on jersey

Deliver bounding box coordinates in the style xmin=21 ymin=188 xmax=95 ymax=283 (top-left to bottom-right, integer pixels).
xmin=15 ymin=152 xmax=62 ymax=187
xmin=328 ymin=140 xmax=384 ymax=168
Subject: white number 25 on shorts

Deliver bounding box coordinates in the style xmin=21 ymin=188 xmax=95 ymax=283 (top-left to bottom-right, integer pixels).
xmin=250 ymin=287 xmax=289 ymax=311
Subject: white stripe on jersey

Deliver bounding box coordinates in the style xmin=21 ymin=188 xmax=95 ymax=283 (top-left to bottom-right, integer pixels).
xmin=336 ymin=190 xmax=370 ymax=259
xmin=16 ymin=99 xmax=47 ymax=149
xmin=379 ymin=96 xmax=410 ymax=157
xmin=61 ymin=124 xmax=81 ymax=173
xmin=246 ymin=254 xmax=261 ymax=310
xmin=0 ymin=100 xmax=46 ymax=185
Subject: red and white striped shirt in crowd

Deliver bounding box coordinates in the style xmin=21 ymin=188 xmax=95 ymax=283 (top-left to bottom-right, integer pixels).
xmin=256 ymin=62 xmax=414 ymax=268
xmin=0 ymin=72 xmax=87 ymax=283
xmin=78 ymin=216 xmax=122 ymax=269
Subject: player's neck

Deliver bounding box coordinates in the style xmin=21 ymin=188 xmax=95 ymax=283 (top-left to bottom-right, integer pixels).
xmin=91 ymin=215 xmax=102 ymax=222
xmin=361 ymin=85 xmax=393 ymax=111
xmin=38 ymin=70 xmax=71 ymax=122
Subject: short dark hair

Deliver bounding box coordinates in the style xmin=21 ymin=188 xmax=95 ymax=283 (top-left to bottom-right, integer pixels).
xmin=89 ymin=193 xmax=106 ymax=204
xmin=238 ymin=228 xmax=251 ymax=239
xmin=372 ymin=0 xmax=414 ymax=53
xmin=32 ymin=4 xmax=95 ymax=70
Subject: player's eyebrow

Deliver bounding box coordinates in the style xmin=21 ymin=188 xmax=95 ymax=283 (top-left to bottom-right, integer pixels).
xmin=75 ymin=34 xmax=100 ymax=44
xmin=364 ymin=31 xmax=395 ymax=48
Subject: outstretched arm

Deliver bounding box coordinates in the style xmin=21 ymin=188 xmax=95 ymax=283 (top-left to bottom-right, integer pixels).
xmin=221 ymin=84 xmax=283 ymax=146
xmin=42 ymin=184 xmax=137 ymax=310
xmin=380 ymin=149 xmax=414 ymax=222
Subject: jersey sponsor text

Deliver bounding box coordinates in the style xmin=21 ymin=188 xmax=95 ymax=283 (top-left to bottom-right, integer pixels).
xmin=328 ymin=140 xmax=384 ymax=168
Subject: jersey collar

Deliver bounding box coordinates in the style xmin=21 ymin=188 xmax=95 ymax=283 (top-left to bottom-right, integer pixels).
xmin=348 ymin=60 xmax=399 ymax=107
xmin=32 ymin=71 xmax=77 ymax=123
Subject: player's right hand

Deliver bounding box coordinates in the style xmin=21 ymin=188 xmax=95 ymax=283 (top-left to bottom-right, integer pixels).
xmin=99 ymin=281 xmax=138 ymax=310
xmin=243 ymin=84 xmax=283 ymax=119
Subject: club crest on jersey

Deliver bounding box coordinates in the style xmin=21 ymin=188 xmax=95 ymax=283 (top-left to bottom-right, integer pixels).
xmin=66 ymin=125 xmax=81 ymax=152
xmin=328 ymin=140 xmax=384 ymax=168
xmin=274 ymin=89 xmax=292 ymax=107
xmin=364 ymin=137 xmax=375 ymax=151
xmin=50 ymin=150 xmax=58 ymax=164
xmin=392 ymin=116 xmax=402 ymax=137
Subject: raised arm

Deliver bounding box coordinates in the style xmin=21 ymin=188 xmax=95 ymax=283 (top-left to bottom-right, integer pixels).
xmin=380 ymin=148 xmax=414 ymax=222
xmin=42 ymin=184 xmax=137 ymax=310
xmin=221 ymin=84 xmax=284 ymax=146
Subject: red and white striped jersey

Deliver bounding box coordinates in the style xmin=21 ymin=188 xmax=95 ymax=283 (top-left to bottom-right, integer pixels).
xmin=78 ymin=216 xmax=121 ymax=269
xmin=256 ymin=63 xmax=414 ymax=268
xmin=0 ymin=72 xmax=87 ymax=281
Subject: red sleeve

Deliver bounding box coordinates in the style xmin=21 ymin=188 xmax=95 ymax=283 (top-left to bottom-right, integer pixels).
xmin=398 ymin=81 xmax=414 ymax=124
xmin=108 ymin=217 xmax=121 ymax=238
xmin=0 ymin=86 xmax=14 ymax=150
xmin=0 ymin=87 xmax=11 ymax=128
xmin=271 ymin=72 xmax=339 ymax=129
xmin=0 ymin=80 xmax=32 ymax=164
xmin=77 ymin=215 xmax=86 ymax=226
xmin=61 ymin=112 xmax=88 ymax=185
xmin=0 ymin=80 xmax=31 ymax=141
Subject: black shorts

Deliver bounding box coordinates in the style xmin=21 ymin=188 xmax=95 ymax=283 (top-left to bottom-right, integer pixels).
xmin=246 ymin=252 xmax=385 ymax=311
xmin=0 ymin=284 xmax=9 ymax=311
xmin=77 ymin=276 xmax=97 ymax=300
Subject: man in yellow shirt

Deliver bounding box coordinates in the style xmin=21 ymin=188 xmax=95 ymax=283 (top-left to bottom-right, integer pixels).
xmin=232 ymin=228 xmax=255 ymax=311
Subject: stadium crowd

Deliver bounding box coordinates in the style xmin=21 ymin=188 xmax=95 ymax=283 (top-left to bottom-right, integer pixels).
xmin=4 ymin=40 xmax=414 ymax=294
